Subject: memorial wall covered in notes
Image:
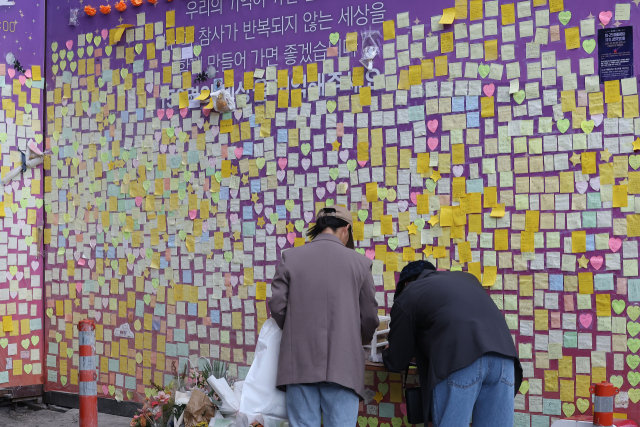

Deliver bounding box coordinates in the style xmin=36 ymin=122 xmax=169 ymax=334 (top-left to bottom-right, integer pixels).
xmin=43 ymin=0 xmax=640 ymax=424
xmin=0 ymin=1 xmax=46 ymax=389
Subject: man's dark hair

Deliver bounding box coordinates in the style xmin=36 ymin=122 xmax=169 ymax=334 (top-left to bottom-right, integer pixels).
xmin=307 ymin=208 xmax=350 ymax=241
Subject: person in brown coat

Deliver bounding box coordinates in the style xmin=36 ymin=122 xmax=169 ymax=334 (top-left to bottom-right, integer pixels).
xmin=269 ymin=205 xmax=379 ymax=427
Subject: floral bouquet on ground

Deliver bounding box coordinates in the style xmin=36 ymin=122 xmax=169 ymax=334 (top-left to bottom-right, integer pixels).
xmin=130 ymin=384 xmax=174 ymax=427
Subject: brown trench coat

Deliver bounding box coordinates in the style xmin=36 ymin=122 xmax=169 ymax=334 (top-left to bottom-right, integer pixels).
xmin=268 ymin=233 xmax=380 ymax=399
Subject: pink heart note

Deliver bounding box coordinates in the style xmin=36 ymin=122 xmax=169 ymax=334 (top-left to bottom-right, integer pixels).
xmin=76 ymin=283 xmax=83 ymax=293
xmin=210 ymin=126 xmax=220 ymax=137
xmin=180 ymin=108 xmax=188 ymax=118
xmin=10 ymin=291 xmax=17 ymax=299
xmin=234 ymin=147 xmax=243 ymax=159
xmin=590 ymin=256 xmax=603 ymax=270
xmin=234 ymin=110 xmax=242 ymax=120
xmin=483 ymin=84 xmax=495 ymax=97
xmin=410 ymin=192 xmax=418 ymax=205
xmin=166 ymin=109 xmax=174 ymax=119
xmin=609 ymin=237 xmax=622 ymax=253
xmin=398 ymin=200 xmax=408 ymax=212
xmin=428 ymin=137 xmax=439 ymax=150
xmin=159 ymin=144 xmax=167 ymax=153
xmin=326 ymin=181 xmax=336 ymax=193
xmin=66 ymin=40 xmax=73 ymax=50
xmin=278 ymin=158 xmax=288 ymax=169
xmin=301 ymin=158 xmax=311 ymax=170
xmin=399 ymin=404 xmax=407 ymax=416
xmin=15 ymin=272 xmax=23 ymax=281
xmin=589 ymin=177 xmax=600 ymax=191
xmin=427 ymin=119 xmax=438 ymax=133
xmin=579 ymin=314 xmax=592 ymax=328
xmin=101 ymin=29 xmax=108 ymax=38
xmin=203 ymin=108 xmax=211 ymax=117
xmin=358 ymin=160 xmax=368 ymax=167
xmin=157 ymin=109 xmax=165 ymax=120
xmin=599 ymin=11 xmax=612 ymax=25
xmin=452 ymin=165 xmax=464 ymax=177
xmin=365 ymin=249 xmax=375 ymax=260
xmin=7 ymin=68 xmax=15 ymax=78
xmin=135 ymin=196 xmax=143 ymax=207
xmin=102 ymin=385 xmax=109 ymax=395
xmin=316 ymin=188 xmax=326 ymax=199
xmin=189 ymin=209 xmax=197 ymax=220
xmin=287 ymin=232 xmax=296 ymax=244
xmin=25 ymin=69 xmax=31 ymax=78
xmin=94 ymin=311 xmax=101 ymax=321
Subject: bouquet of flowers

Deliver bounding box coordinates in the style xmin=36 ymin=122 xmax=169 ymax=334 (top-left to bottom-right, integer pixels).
xmin=130 ymin=385 xmax=174 ymax=427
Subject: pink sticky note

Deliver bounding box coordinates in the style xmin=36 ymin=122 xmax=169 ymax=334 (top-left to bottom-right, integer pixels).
xmin=327 ymin=47 xmax=338 ymax=57
xmin=550 ymin=312 xmax=561 ymax=329
xmin=617 ymin=278 xmax=628 ymax=294
xmin=564 ymin=295 xmax=574 ymax=311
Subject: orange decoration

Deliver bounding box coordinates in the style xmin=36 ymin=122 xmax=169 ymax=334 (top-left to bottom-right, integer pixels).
xmin=84 ymin=5 xmax=97 ymax=16
xmin=131 ymin=0 xmax=143 ymax=6
xmin=148 ymin=0 xmax=158 ymax=4
xmin=115 ymin=0 xmax=127 ymax=11
xmin=99 ymin=4 xmax=111 ymax=13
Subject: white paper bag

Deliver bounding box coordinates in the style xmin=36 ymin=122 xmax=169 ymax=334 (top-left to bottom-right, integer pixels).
xmin=238 ymin=318 xmax=288 ymax=420
xmin=207 ymin=375 xmax=240 ymax=416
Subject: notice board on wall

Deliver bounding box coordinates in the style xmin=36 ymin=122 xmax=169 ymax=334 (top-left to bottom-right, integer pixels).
xmin=43 ymin=0 xmax=640 ymax=424
xmin=0 ymin=2 xmax=46 ymax=389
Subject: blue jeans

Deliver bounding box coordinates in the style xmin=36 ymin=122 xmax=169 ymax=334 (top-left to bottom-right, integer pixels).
xmin=286 ymin=382 xmax=359 ymax=427
xmin=431 ymin=353 xmax=515 ymax=427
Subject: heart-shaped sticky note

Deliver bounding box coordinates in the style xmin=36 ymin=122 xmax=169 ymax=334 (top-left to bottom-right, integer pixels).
xmin=630 ymin=322 xmax=640 ymax=337
xmin=562 ymin=403 xmax=575 ymax=418
xmin=583 ymin=39 xmax=596 ymax=54
xmin=628 ymin=355 xmax=640 ymax=370
xmin=610 ymin=375 xmax=624 ymax=388
xmin=581 ymin=120 xmax=595 ymax=134
xmin=327 ymin=100 xmax=337 ymax=113
xmin=612 ymin=299 xmax=626 ymax=315
xmin=558 ymin=11 xmax=571 ymax=25
xmin=599 ymin=11 xmax=613 ymax=26
xmin=630 ymin=155 xmax=640 ymax=170
xmin=629 ymin=306 xmax=640 ymax=321
xmin=557 ymin=119 xmax=570 ymax=133
xmin=629 ymin=338 xmax=640 ymax=353
xmin=329 ymin=32 xmax=339 ymax=45
xmin=513 ymin=90 xmax=525 ymax=104
xmin=478 ymin=63 xmax=490 ymax=78
xmin=576 ymin=398 xmax=590 ymax=413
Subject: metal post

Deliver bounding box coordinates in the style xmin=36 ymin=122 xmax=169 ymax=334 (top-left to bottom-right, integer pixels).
xmin=78 ymin=319 xmax=97 ymax=427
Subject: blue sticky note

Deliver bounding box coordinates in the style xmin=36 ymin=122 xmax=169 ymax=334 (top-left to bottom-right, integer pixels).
xmin=109 ymin=359 xmax=120 ymax=372
xmin=452 ymin=96 xmax=465 ymax=112
xmin=107 ymin=247 xmax=116 ymax=259
xmin=378 ymin=403 xmax=394 ymax=418
xmin=96 ymin=246 xmax=104 ymax=258
xmin=629 ymin=280 xmax=640 ymax=301
xmin=243 ymin=221 xmax=256 ymax=236
xmin=58 ymin=190 xmax=67 ymax=202
xmin=30 ymin=318 xmax=42 ymax=331
xmin=125 ymin=376 xmax=137 ymax=389
xmin=0 ymin=76 xmax=5 ymax=87
xmin=136 ymin=300 xmax=144 ymax=317
xmin=276 ymin=205 xmax=287 ymax=219
xmin=549 ymin=275 xmax=563 ymax=291
xmin=177 ymin=343 xmax=190 ymax=356
xmin=152 ymin=318 xmax=161 ymax=331
xmin=595 ymin=273 xmax=614 ymax=291
xmin=243 ymin=205 xmax=253 ymax=220
xmin=582 ymin=211 xmax=597 ymax=228
xmin=188 ymin=303 xmax=197 ymax=316
xmin=188 ymin=150 xmax=200 ymax=164
xmin=174 ymin=329 xmax=186 ymax=342
xmin=154 ymin=304 xmax=166 ymax=317
xmin=160 ymin=258 xmax=169 ymax=269
xmin=183 ymin=270 xmax=192 ymax=284
xmin=408 ymin=105 xmax=425 ymax=122
xmin=136 ymin=108 xmax=145 ymax=121
xmin=210 ymin=310 xmax=221 ymax=323
xmin=250 ymin=115 xmax=258 ymax=127
xmin=277 ymin=129 xmax=288 ymax=143
xmin=564 ymin=331 xmax=577 ymax=348
xmin=587 ymin=192 xmax=602 ymax=209
xmin=466 ymin=96 xmax=479 ymax=111
xmin=542 ymin=399 xmax=560 ymax=416
xmin=466 ymin=179 xmax=484 ymax=194
xmin=243 ymin=141 xmax=254 ymax=156
xmin=219 ymin=187 xmax=230 ymax=200
xmin=121 ymin=111 xmax=129 ymax=123
xmin=201 ymin=232 xmax=210 ymax=242
xmin=514 ymin=412 xmax=530 ymax=427
xmin=586 ymin=234 xmax=595 ymax=251
xmin=251 ymin=179 xmax=261 ymax=193
xmin=165 ymin=344 xmax=178 ymax=357
xmin=102 ymin=69 xmax=113 ymax=82
xmin=0 ymin=371 xmax=10 ymax=384
xmin=168 ymin=235 xmax=176 ymax=248
xmin=466 ymin=111 xmax=480 ymax=128
xmin=531 ymin=415 xmax=549 ymax=427
xmin=57 ymin=235 xmax=66 ymax=248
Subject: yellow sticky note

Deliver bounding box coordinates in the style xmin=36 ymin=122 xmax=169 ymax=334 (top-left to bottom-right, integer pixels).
xmin=485 ymin=39 xmax=498 ymax=61
xmin=572 ymin=230 xmax=586 ymax=253
xmin=482 ymin=266 xmax=497 ymax=287
xmin=564 ymin=27 xmax=580 ymax=50
xmin=549 ymin=0 xmax=564 ymax=12
xmin=178 ymin=91 xmax=189 ymax=109
xmin=441 ymin=32 xmax=454 ymax=54
xmin=439 ymin=8 xmax=456 ymax=24
xmin=613 ymin=185 xmax=628 ymax=207
xmin=501 ymin=3 xmax=515 ymax=25
xmin=166 ymin=10 xmax=175 ymax=28
xmin=470 ymin=0 xmax=483 ymax=20
xmin=2 ymin=316 xmax=13 ymax=332
xmin=605 ymin=80 xmax=621 ymax=104
xmin=32 ymin=66 xmax=42 ymax=81
xmin=224 ymin=69 xmax=234 ymax=88
xmin=383 ymin=20 xmax=396 ymax=40
xmin=481 ymin=97 xmax=495 ymax=117
xmin=596 ymin=294 xmax=611 ymax=317
xmin=346 ymin=32 xmax=358 ymax=52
